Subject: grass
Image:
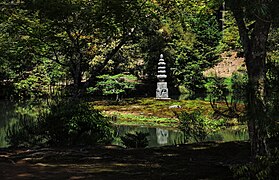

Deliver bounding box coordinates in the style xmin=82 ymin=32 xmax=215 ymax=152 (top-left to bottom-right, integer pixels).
xmin=92 ymin=98 xmax=245 ymax=128
xmin=113 ymin=113 xmax=178 ymax=127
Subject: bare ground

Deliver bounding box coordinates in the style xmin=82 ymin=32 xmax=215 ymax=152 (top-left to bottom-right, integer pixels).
xmin=0 ymin=141 xmax=250 ymax=179
xmin=204 ymin=51 xmax=245 ymax=78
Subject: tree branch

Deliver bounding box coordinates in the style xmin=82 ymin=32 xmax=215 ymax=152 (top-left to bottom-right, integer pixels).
xmin=229 ymin=5 xmax=251 ymax=58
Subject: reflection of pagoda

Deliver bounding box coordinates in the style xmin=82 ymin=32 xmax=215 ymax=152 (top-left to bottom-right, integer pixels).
xmin=156 ymin=54 xmax=170 ymax=99
xmin=156 ymin=128 xmax=169 ymax=145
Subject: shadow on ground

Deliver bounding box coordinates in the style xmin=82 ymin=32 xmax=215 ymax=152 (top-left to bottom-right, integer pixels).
xmin=0 ymin=141 xmax=250 ymax=179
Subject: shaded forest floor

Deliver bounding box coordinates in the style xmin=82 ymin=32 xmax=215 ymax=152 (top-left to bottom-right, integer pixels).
xmin=0 ymin=141 xmax=250 ymax=179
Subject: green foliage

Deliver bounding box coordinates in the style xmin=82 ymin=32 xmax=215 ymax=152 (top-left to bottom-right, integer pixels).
xmin=231 ymin=150 xmax=279 ymax=179
xmin=40 ymin=99 xmax=113 ymax=146
xmin=177 ymin=110 xmax=225 ymax=142
xmin=0 ymin=0 xmax=223 ymax=98
xmin=132 ymin=0 xmax=221 ymax=94
xmin=265 ymin=60 xmax=279 ymax=135
xmin=178 ymin=111 xmax=207 ymax=142
xmin=167 ymin=1 xmax=221 ymax=93
xmin=89 ymin=74 xmax=138 ymax=101
xmin=6 ymin=115 xmax=44 ymax=147
xmin=120 ymin=131 xmax=149 ymax=148
xmin=13 ymin=64 xmax=51 ymax=98
xmin=0 ymin=5 xmax=67 ymax=98
xmin=6 ymin=99 xmax=114 ymax=147
xmin=172 ymin=48 xmax=208 ymax=94
xmin=205 ymin=71 xmax=248 ymax=103
xmin=217 ymin=11 xmax=241 ymax=52
xmin=231 ymin=72 xmax=248 ymax=102
xmin=205 ymin=76 xmax=229 ymax=101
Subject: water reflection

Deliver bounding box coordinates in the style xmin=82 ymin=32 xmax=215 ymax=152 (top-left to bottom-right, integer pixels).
xmin=0 ymin=99 xmax=49 ymax=147
xmin=0 ymin=99 xmax=249 ymax=148
xmin=0 ymin=100 xmax=16 ymax=147
xmin=156 ymin=128 xmax=169 ymax=145
xmin=114 ymin=125 xmax=248 ymax=147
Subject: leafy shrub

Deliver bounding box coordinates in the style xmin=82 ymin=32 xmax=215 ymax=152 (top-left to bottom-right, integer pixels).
xmin=205 ymin=76 xmax=229 ymax=101
xmin=205 ymin=72 xmax=248 ymax=102
xmin=231 ymin=149 xmax=279 ymax=179
xmin=6 ymin=99 xmax=114 ymax=147
xmin=231 ymin=72 xmax=248 ymax=102
xmin=87 ymin=74 xmax=138 ymax=101
xmin=205 ymin=73 xmax=247 ymax=119
xmin=177 ymin=110 xmax=226 ymax=142
xmin=40 ymin=99 xmax=114 ymax=146
xmin=120 ymin=131 xmax=149 ymax=148
xmin=177 ymin=111 xmax=207 ymax=142
xmin=13 ymin=64 xmax=51 ymax=98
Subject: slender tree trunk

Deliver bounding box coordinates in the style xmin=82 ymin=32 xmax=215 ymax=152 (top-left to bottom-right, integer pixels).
xmin=71 ymin=62 xmax=82 ymax=89
xmin=73 ymin=72 xmax=82 ymax=87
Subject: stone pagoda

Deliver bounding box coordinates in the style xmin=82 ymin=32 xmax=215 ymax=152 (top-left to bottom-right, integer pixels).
xmin=156 ymin=54 xmax=170 ymax=99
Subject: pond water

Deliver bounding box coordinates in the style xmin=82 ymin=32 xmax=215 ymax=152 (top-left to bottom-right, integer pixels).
xmin=0 ymin=100 xmax=248 ymax=148
xmin=0 ymin=99 xmax=47 ymax=147
xmin=114 ymin=125 xmax=248 ymax=147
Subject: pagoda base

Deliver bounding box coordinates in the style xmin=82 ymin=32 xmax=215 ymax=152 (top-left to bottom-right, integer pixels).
xmin=155 ymin=97 xmax=171 ymax=100
xmin=156 ymin=82 xmax=170 ymax=99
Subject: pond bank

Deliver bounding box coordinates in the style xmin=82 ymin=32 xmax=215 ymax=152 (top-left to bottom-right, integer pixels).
xmin=0 ymin=141 xmax=250 ymax=179
xmin=93 ymin=98 xmax=245 ymax=128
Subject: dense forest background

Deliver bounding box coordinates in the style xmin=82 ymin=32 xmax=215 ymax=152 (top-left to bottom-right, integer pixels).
xmin=1 ymin=0 xmax=279 ymax=159
xmin=0 ymin=0 xmax=236 ymax=99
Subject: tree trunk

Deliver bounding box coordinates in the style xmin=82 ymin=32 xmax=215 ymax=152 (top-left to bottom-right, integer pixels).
xmin=246 ymin=54 xmax=268 ymax=156
xmin=71 ymin=62 xmax=82 ymax=89
xmin=246 ymin=19 xmax=271 ymax=157
xmin=230 ymin=3 xmax=271 ymax=157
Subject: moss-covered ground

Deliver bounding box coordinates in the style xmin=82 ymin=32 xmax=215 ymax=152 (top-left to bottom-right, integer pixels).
xmin=92 ymin=98 xmax=244 ymax=128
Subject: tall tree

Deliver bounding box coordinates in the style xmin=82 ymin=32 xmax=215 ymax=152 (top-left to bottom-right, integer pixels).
xmin=224 ymin=0 xmax=279 ymax=156
xmin=8 ymin=0 xmax=148 ymax=90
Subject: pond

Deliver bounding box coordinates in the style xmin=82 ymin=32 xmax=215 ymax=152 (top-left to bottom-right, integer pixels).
xmin=0 ymin=99 xmax=47 ymax=147
xmin=0 ymin=99 xmax=248 ymax=148
xmin=114 ymin=125 xmax=248 ymax=147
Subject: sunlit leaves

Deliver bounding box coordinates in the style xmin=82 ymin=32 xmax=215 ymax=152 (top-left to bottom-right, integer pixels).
xmin=89 ymin=74 xmax=138 ymax=100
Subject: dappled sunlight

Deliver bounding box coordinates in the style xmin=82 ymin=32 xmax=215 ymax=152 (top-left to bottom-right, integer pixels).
xmin=69 ymin=176 xmax=86 ymax=180
xmin=93 ymin=98 xmax=232 ymax=128
xmin=161 ymin=153 xmax=179 ymax=157
xmin=0 ymin=141 xmax=251 ymax=179
xmin=17 ymin=173 xmax=35 ymax=177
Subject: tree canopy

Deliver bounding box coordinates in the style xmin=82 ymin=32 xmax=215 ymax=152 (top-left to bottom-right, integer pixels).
xmin=1 ymin=0 xmax=279 ymax=159
xmin=0 ymin=0 xmax=223 ymax=97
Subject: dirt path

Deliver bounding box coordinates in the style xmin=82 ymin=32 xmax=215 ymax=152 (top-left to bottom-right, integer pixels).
xmin=0 ymin=141 xmax=250 ymax=179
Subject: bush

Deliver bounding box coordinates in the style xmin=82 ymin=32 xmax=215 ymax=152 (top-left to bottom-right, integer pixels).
xmin=6 ymin=99 xmax=114 ymax=147
xmin=88 ymin=74 xmax=138 ymax=101
xmin=177 ymin=110 xmax=226 ymax=142
xmin=205 ymin=76 xmax=229 ymax=101
xmin=177 ymin=111 xmax=207 ymax=142
xmin=231 ymin=72 xmax=248 ymax=102
xmin=231 ymin=149 xmax=279 ymax=179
